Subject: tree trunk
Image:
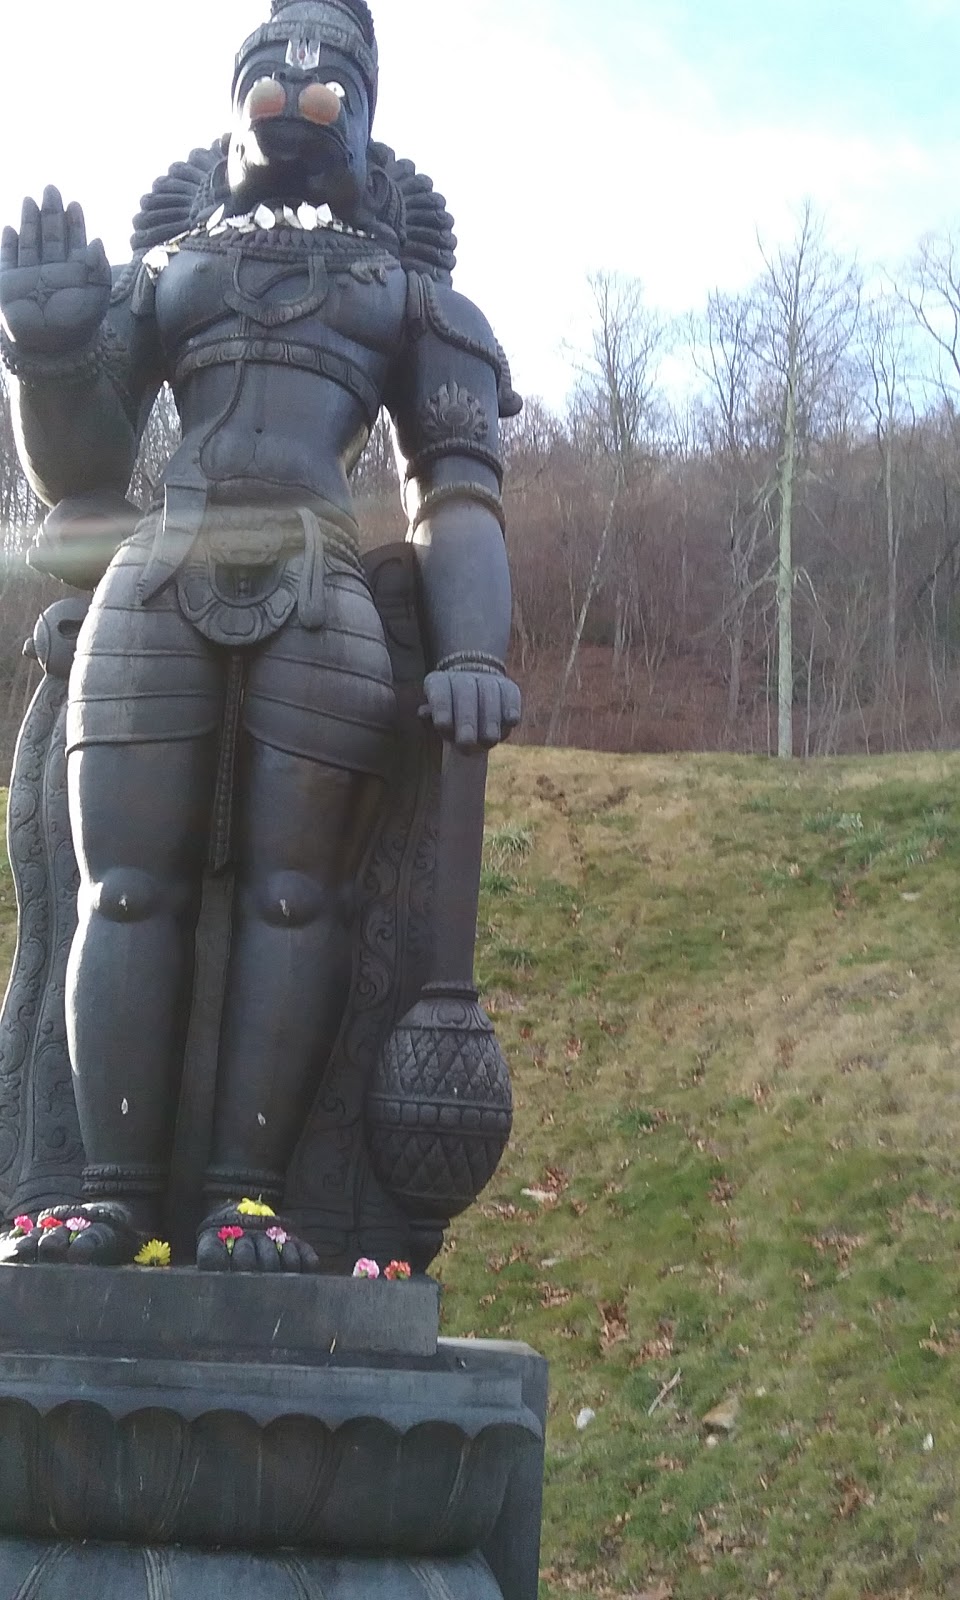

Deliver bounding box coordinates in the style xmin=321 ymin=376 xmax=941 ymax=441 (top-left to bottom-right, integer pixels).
xmin=777 ymin=374 xmax=797 ymax=760
xmin=547 ymin=471 xmax=622 ymax=746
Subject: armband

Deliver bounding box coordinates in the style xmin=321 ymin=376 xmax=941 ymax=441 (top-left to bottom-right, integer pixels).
xmin=409 ymin=483 xmax=506 ymax=536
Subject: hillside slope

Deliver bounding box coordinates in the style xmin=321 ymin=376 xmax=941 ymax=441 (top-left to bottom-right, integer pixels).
xmin=2 ymin=749 xmax=960 ymax=1599
xmin=445 ymin=747 xmax=960 ymax=1600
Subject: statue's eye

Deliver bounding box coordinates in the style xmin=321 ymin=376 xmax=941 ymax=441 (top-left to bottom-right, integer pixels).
xmin=326 ymin=81 xmax=346 ymax=100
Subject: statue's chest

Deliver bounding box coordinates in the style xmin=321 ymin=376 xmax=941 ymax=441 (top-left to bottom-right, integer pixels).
xmin=152 ymin=230 xmax=406 ymax=359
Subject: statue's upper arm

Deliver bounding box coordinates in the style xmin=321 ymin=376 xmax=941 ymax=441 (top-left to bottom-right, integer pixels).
xmin=388 ymin=274 xmax=514 ymax=489
xmin=101 ymin=262 xmax=165 ymax=438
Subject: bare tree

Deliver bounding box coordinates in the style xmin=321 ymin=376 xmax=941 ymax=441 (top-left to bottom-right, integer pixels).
xmin=754 ymin=204 xmax=860 ymax=758
xmin=547 ymin=273 xmax=666 ymax=744
xmin=695 ymin=290 xmax=777 ymax=732
xmin=860 ymin=292 xmax=916 ymax=743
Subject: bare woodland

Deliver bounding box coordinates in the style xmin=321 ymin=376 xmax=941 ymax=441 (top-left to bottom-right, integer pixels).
xmin=5 ymin=207 xmax=960 ymax=762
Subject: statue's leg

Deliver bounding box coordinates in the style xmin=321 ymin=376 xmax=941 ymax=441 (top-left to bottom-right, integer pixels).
xmin=2 ymin=533 xmax=222 ymax=1264
xmin=66 ymin=738 xmax=219 ymax=1220
xmin=199 ymin=744 xmax=384 ymax=1270
xmin=199 ymin=563 xmax=397 ymax=1271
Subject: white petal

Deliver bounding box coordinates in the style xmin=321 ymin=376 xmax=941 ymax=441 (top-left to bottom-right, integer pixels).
xmin=281 ymin=205 xmax=302 ymax=229
xmin=254 ymin=204 xmax=276 ymax=231
xmin=316 ymin=204 xmax=333 ymax=226
xmin=298 ymin=203 xmax=318 ymax=230
xmin=206 ymin=203 xmax=225 ymax=231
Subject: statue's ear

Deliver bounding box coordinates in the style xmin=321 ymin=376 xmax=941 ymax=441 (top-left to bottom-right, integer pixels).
xmin=360 ymin=141 xmax=457 ymax=285
xmin=354 ymin=144 xmax=403 ymax=248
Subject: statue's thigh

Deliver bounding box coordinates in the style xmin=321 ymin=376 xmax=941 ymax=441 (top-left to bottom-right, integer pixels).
xmin=67 ymin=544 xmax=223 ymax=753
xmin=65 ymin=548 xmax=223 ymax=872
xmin=243 ymin=563 xmax=397 ymax=782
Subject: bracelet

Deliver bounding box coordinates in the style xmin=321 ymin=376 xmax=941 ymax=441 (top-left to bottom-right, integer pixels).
xmin=433 ymin=650 xmax=506 ymax=676
xmin=405 ymin=441 xmax=505 ymax=490
xmin=409 ymin=482 xmax=506 ymax=536
xmin=0 ymin=330 xmax=102 ymax=385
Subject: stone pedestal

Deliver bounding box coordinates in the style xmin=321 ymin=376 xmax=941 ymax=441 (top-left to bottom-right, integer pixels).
xmin=0 ymin=1268 xmax=546 ymax=1600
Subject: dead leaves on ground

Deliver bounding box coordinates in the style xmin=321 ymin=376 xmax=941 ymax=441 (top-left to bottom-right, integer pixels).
xmin=599 ymin=1299 xmax=629 ymax=1351
xmin=806 ymin=1231 xmax=866 ymax=1270
xmin=631 ymin=1320 xmax=676 ymax=1366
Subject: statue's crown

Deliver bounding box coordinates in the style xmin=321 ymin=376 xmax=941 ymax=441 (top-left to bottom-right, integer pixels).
xmin=235 ymin=0 xmax=378 ymax=120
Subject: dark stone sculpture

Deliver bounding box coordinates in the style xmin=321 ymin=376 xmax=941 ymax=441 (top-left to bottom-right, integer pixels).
xmin=0 ymin=0 xmax=522 ymax=1273
xmin=0 ymin=8 xmax=544 ymax=1594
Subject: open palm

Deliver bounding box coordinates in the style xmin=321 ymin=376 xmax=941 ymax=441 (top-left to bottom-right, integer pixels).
xmin=0 ymin=186 xmax=111 ymax=355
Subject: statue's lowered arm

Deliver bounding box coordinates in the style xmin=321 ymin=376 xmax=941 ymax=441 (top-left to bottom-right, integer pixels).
xmin=389 ymin=274 xmax=521 ymax=752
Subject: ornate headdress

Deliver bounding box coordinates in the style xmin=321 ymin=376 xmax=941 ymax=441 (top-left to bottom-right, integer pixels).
xmin=235 ymin=0 xmax=379 ymax=121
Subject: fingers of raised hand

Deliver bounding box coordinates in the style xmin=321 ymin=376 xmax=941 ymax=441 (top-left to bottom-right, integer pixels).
xmin=40 ymin=186 xmax=67 ymax=263
xmin=0 ymin=227 xmax=18 ymax=273
xmin=65 ymin=200 xmax=88 ymax=260
xmin=17 ymin=197 xmax=41 ymax=267
xmin=85 ymin=237 xmax=111 ymax=289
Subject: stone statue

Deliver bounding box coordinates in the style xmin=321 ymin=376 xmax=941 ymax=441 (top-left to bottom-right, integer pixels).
xmin=0 ymin=0 xmax=521 ymax=1273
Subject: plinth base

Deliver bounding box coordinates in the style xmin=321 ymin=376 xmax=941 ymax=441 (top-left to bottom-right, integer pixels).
xmin=0 ymin=1543 xmax=501 ymax=1600
xmin=0 ymin=1269 xmax=547 ymax=1600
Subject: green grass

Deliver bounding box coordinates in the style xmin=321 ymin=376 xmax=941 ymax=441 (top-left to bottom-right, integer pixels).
xmin=441 ymin=748 xmax=960 ymax=1600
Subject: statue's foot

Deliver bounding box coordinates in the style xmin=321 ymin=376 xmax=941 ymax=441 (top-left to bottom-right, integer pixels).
xmin=196 ymin=1202 xmax=319 ymax=1273
xmin=0 ymin=1203 xmax=143 ymax=1265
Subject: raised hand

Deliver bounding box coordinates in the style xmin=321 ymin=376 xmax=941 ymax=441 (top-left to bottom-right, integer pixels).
xmin=420 ymin=668 xmax=522 ymax=753
xmin=0 ymin=185 xmax=111 ymax=354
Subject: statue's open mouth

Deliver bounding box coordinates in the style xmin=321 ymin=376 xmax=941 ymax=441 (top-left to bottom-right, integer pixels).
xmin=252 ymin=116 xmax=347 ymax=170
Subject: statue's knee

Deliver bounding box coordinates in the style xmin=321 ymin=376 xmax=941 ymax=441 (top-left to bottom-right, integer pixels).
xmin=254 ymin=870 xmax=343 ymax=929
xmin=88 ymin=868 xmax=175 ymax=923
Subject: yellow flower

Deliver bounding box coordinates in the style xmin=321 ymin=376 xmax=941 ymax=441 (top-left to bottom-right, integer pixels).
xmin=236 ymin=1198 xmax=276 ymax=1218
xmin=134 ymin=1239 xmax=172 ymax=1267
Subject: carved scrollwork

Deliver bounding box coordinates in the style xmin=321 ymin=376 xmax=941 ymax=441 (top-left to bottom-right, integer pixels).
xmin=419 ymin=384 xmax=489 ymax=447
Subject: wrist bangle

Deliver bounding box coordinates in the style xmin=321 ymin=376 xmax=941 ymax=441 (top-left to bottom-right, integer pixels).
xmin=0 ymin=331 xmax=103 ymax=384
xmin=433 ymin=651 xmax=506 ymax=676
xmin=409 ymin=483 xmax=506 ymax=536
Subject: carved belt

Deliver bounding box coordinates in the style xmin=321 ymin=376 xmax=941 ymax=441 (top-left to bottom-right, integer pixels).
xmin=174 ymin=337 xmax=381 ymax=427
xmin=136 ymin=498 xmax=363 ymax=635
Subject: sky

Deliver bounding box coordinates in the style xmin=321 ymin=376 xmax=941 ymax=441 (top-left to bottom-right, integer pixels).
xmin=2 ymin=0 xmax=960 ymax=411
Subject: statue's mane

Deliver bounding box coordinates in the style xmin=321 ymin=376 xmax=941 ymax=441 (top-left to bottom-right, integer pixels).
xmin=129 ymin=137 xmax=457 ymax=285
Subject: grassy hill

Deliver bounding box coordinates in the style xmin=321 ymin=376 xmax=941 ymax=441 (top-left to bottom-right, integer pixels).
xmin=443 ymin=746 xmax=960 ymax=1600
xmin=3 ymin=747 xmax=960 ymax=1598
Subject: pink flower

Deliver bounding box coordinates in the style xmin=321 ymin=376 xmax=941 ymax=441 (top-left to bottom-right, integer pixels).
xmin=385 ymin=1260 xmax=412 ymax=1281
xmin=352 ymin=1257 xmax=380 ymax=1279
xmin=65 ymin=1217 xmax=91 ymax=1234
xmin=12 ymin=1216 xmax=33 ymax=1235
xmin=266 ymin=1226 xmax=288 ymax=1247
xmin=217 ymin=1224 xmax=244 ymax=1254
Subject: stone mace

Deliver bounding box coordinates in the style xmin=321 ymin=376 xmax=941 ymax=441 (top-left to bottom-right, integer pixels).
xmin=366 ymin=742 xmax=514 ymax=1229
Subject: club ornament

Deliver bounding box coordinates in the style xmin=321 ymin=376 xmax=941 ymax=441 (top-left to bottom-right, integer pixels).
xmin=366 ymin=747 xmax=513 ymax=1221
